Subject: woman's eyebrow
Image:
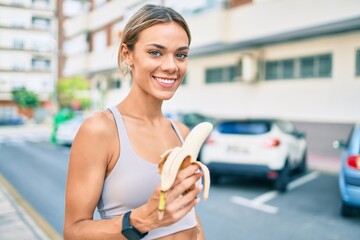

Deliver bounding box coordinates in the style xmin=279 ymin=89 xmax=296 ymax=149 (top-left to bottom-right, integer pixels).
xmin=178 ymin=46 xmax=190 ymax=51
xmin=145 ymin=43 xmax=166 ymax=49
xmin=145 ymin=43 xmax=189 ymax=51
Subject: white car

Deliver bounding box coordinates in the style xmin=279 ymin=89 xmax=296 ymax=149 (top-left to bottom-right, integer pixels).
xmin=56 ymin=115 xmax=85 ymax=146
xmin=201 ymin=118 xmax=307 ymax=192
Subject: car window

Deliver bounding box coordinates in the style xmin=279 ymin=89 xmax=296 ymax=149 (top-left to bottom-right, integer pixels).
xmin=348 ymin=125 xmax=360 ymax=154
xmin=345 ymin=126 xmax=355 ymax=147
xmin=217 ymin=121 xmax=271 ymax=135
xmin=276 ymin=120 xmax=296 ymax=134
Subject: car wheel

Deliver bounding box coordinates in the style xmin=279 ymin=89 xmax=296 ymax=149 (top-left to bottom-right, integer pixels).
xmin=274 ymin=162 xmax=290 ymax=193
xmin=297 ymin=150 xmax=307 ymax=174
xmin=341 ymin=202 xmax=356 ymax=217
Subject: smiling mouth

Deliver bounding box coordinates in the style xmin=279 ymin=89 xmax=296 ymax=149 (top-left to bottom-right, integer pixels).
xmin=153 ymin=76 xmax=177 ymax=87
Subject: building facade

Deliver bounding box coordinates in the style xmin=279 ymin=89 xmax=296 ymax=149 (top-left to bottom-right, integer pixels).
xmin=0 ymin=0 xmax=57 ymax=119
xmin=62 ymin=0 xmax=360 ymax=123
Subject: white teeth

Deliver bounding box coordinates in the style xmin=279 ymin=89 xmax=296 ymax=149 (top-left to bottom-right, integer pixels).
xmin=155 ymin=77 xmax=175 ymax=84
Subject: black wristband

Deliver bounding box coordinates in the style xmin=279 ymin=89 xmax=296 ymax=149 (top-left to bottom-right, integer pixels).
xmin=121 ymin=211 xmax=148 ymax=240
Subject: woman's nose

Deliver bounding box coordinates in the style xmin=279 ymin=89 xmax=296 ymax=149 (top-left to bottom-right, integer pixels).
xmin=161 ymin=55 xmax=178 ymax=73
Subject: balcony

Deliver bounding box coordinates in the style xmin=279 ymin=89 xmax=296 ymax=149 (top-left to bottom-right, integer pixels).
xmin=64 ymin=0 xmax=130 ymax=38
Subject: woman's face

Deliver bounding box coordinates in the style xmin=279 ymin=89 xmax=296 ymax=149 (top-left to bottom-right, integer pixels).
xmin=126 ymin=22 xmax=189 ymax=100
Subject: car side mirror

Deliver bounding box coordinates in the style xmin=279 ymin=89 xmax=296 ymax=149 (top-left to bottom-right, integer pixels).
xmin=332 ymin=140 xmax=347 ymax=149
xmin=294 ymin=131 xmax=306 ymax=138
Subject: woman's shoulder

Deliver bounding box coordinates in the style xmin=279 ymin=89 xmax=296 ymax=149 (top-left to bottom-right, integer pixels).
xmin=68 ymin=110 xmax=116 ymax=164
xmin=169 ymin=118 xmax=190 ymax=139
xmin=77 ymin=110 xmax=115 ymax=139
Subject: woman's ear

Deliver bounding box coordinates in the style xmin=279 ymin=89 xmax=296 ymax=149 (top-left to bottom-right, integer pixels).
xmin=120 ymin=43 xmax=133 ymax=66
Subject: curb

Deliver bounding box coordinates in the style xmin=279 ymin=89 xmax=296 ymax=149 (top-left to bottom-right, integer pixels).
xmin=0 ymin=175 xmax=61 ymax=240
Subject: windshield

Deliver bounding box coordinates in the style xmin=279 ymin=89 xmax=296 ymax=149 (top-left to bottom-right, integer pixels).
xmin=217 ymin=121 xmax=272 ymax=135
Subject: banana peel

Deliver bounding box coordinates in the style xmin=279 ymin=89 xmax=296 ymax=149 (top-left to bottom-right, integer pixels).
xmin=157 ymin=122 xmax=213 ymax=220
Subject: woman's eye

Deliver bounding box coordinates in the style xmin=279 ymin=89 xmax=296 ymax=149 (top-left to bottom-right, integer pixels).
xmin=149 ymin=50 xmax=161 ymax=56
xmin=177 ymin=53 xmax=188 ymax=59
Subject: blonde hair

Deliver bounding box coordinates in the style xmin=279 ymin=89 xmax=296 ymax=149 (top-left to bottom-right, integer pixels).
xmin=118 ymin=4 xmax=191 ymax=76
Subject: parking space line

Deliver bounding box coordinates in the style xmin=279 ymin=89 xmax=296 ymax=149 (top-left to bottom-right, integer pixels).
xmin=230 ymin=171 xmax=320 ymax=214
xmin=252 ymin=190 xmax=279 ymax=205
xmin=230 ymin=196 xmax=278 ymax=214
xmin=288 ymin=171 xmax=319 ymax=190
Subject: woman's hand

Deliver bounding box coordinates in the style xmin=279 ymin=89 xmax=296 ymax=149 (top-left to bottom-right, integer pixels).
xmin=130 ymin=164 xmax=203 ymax=233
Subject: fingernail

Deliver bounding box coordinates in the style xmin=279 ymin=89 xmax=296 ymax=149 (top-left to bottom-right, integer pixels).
xmin=196 ymin=198 xmax=201 ymax=204
xmin=192 ymin=163 xmax=199 ymax=169
xmin=199 ymin=184 xmax=203 ymax=190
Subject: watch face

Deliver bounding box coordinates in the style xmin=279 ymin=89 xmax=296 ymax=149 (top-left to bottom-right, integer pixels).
xmin=122 ymin=227 xmax=142 ymax=240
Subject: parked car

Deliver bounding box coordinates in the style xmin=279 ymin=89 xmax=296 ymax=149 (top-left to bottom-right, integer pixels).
xmin=0 ymin=116 xmax=26 ymax=126
xmin=166 ymin=112 xmax=217 ymax=161
xmin=333 ymin=123 xmax=360 ymax=217
xmin=56 ymin=114 xmax=85 ymax=146
xmin=166 ymin=112 xmax=217 ymax=129
xmin=201 ymin=118 xmax=307 ymax=192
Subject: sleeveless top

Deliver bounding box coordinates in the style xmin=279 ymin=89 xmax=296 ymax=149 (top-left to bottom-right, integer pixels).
xmin=97 ymin=106 xmax=197 ymax=239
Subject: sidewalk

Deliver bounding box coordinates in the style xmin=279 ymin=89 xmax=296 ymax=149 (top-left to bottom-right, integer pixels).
xmin=0 ymin=178 xmax=49 ymax=239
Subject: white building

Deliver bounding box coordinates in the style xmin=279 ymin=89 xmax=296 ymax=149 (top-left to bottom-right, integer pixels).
xmin=0 ymin=0 xmax=57 ymax=119
xmin=62 ymin=0 xmax=360 ymax=123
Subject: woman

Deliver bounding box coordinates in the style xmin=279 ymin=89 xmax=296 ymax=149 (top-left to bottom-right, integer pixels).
xmin=64 ymin=4 xmax=205 ymax=240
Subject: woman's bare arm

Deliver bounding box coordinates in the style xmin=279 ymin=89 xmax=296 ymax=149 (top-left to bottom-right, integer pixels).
xmin=63 ymin=114 xmax=128 ymax=239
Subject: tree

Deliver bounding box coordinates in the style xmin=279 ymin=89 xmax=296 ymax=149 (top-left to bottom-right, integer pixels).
xmin=57 ymin=76 xmax=90 ymax=110
xmin=11 ymin=88 xmax=40 ymax=109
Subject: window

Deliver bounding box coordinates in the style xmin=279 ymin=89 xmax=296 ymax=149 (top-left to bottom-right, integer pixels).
xmin=318 ymin=54 xmax=332 ymax=77
xmin=94 ymin=0 xmax=106 ymax=8
xmin=32 ymin=58 xmax=50 ymax=71
xmin=32 ymin=16 xmax=51 ymax=29
xmin=92 ymin=30 xmax=107 ymax=52
xmin=283 ymin=59 xmax=295 ymax=79
xmin=300 ymin=54 xmax=332 ymax=78
xmin=265 ymin=59 xmax=295 ymax=80
xmin=265 ymin=61 xmax=279 ymax=80
xmin=32 ymin=0 xmax=50 ymax=4
xmin=206 ymin=68 xmax=222 ymax=83
xmin=265 ymin=53 xmax=332 ymax=80
xmin=112 ymin=21 xmax=123 ymax=44
xmin=11 ymin=0 xmax=23 ymax=7
xmin=217 ymin=121 xmax=271 ymax=135
xmin=13 ymin=39 xmax=24 ymax=49
xmin=205 ymin=66 xmax=239 ymax=83
xmin=110 ymin=78 xmax=121 ymax=89
xmin=356 ymin=49 xmax=360 ymax=76
xmin=11 ymin=19 xmax=25 ymax=28
xmin=300 ymin=56 xmax=315 ymax=78
xmin=12 ymin=61 xmax=26 ymax=71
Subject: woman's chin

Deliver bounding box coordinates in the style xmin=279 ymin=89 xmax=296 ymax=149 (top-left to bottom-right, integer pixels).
xmin=157 ymin=92 xmax=175 ymax=101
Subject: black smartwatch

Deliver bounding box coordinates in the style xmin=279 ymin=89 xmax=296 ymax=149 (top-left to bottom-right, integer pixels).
xmin=121 ymin=211 xmax=148 ymax=240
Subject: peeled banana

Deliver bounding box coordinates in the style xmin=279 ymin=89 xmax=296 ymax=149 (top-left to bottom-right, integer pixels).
xmin=157 ymin=122 xmax=213 ymax=220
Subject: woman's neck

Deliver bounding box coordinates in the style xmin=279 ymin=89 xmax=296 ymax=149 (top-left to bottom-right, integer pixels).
xmin=118 ymin=90 xmax=164 ymax=122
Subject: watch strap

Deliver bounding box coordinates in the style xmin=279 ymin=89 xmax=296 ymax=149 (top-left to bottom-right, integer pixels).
xmin=121 ymin=211 xmax=148 ymax=240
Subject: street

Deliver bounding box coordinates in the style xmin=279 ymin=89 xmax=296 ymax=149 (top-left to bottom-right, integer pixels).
xmin=0 ymin=126 xmax=359 ymax=239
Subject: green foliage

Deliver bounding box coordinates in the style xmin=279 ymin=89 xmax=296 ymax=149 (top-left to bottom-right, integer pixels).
xmin=11 ymin=88 xmax=40 ymax=108
xmin=57 ymin=76 xmax=90 ymax=110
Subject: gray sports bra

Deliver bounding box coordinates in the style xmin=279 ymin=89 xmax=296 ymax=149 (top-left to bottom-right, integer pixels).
xmin=97 ymin=106 xmax=197 ymax=239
